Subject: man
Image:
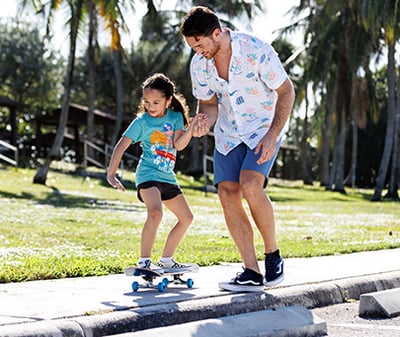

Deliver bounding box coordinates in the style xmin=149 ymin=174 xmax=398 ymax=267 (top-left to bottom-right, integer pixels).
xmin=181 ymin=6 xmax=295 ymax=292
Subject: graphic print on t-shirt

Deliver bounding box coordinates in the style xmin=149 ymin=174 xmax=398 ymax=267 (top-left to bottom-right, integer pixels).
xmin=149 ymin=123 xmax=176 ymax=173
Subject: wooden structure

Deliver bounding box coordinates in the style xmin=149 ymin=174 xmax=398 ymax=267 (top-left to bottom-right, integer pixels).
xmin=0 ymin=96 xmax=22 ymax=147
xmin=34 ymin=103 xmax=131 ymax=162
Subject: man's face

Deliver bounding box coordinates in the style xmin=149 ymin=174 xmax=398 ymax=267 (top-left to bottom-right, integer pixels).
xmin=184 ymin=30 xmax=220 ymax=59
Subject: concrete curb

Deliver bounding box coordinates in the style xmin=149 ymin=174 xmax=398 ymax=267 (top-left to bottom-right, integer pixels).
xmin=359 ymin=287 xmax=400 ymax=318
xmin=1 ymin=271 xmax=399 ymax=337
xmin=108 ymin=306 xmax=328 ymax=337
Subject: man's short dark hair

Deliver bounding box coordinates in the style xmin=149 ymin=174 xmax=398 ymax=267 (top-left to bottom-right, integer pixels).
xmin=180 ymin=6 xmax=222 ymax=37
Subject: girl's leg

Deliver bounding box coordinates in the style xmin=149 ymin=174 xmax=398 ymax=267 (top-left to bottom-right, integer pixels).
xmin=139 ymin=187 xmax=163 ymax=258
xmin=161 ymin=194 xmax=193 ymax=258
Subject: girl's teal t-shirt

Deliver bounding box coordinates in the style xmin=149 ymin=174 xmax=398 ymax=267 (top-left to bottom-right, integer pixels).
xmin=123 ymin=109 xmax=185 ymax=187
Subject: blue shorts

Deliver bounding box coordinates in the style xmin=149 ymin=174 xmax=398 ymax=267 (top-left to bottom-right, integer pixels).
xmin=213 ymin=140 xmax=281 ymax=188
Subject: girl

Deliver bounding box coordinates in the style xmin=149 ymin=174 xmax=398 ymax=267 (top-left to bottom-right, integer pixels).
xmin=107 ymin=73 xmax=206 ymax=272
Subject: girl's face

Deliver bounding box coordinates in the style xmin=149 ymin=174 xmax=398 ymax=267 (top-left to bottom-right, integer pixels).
xmin=143 ymin=88 xmax=172 ymax=118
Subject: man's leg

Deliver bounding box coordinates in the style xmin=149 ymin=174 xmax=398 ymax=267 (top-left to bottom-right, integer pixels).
xmin=240 ymin=170 xmax=278 ymax=253
xmin=218 ymin=180 xmax=260 ymax=273
xmin=240 ymin=171 xmax=284 ymax=286
xmin=214 ymin=145 xmax=264 ymax=291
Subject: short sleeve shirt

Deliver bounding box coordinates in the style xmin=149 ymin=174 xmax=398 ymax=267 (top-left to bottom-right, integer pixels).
xmin=123 ymin=109 xmax=185 ymax=186
xmin=190 ymin=30 xmax=289 ymax=155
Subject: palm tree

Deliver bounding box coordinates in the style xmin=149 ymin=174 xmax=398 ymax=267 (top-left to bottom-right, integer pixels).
xmin=358 ymin=0 xmax=400 ymax=201
xmin=289 ymin=0 xmax=378 ymax=193
xmin=87 ymin=0 xmax=98 ymax=146
xmin=388 ymin=70 xmax=400 ymax=198
xmin=31 ymin=0 xmax=85 ymax=184
xmin=31 ymin=0 xmax=133 ymax=182
xmin=96 ymin=0 xmax=134 ymax=147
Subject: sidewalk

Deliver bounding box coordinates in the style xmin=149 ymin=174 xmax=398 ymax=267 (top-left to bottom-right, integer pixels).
xmin=0 ymin=249 xmax=399 ymax=336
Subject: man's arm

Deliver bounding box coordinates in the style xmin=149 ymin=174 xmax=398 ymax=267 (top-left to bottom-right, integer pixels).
xmin=269 ymin=78 xmax=295 ymax=139
xmin=192 ymin=94 xmax=218 ymax=137
xmin=255 ymin=78 xmax=295 ymax=164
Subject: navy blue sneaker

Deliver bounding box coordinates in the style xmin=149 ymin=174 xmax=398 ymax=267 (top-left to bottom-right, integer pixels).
xmin=264 ymin=250 xmax=284 ymax=287
xmin=219 ymin=268 xmax=264 ymax=292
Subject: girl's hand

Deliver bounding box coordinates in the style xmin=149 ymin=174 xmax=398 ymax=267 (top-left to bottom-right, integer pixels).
xmin=107 ymin=175 xmax=126 ymax=192
xmin=191 ymin=113 xmax=209 ymax=137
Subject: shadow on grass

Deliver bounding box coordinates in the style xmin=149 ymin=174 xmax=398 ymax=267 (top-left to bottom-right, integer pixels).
xmin=269 ymin=184 xmax=384 ymax=203
xmin=0 ymin=186 xmax=145 ymax=212
xmin=0 ymin=190 xmax=36 ymax=200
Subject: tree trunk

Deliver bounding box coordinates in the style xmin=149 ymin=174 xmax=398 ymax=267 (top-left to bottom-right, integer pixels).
xmin=372 ymin=42 xmax=396 ymax=201
xmin=345 ymin=75 xmax=358 ymax=188
xmin=300 ymin=84 xmax=313 ymax=185
xmin=386 ymin=61 xmax=400 ymax=199
xmin=326 ymin=133 xmax=337 ymax=191
xmin=33 ymin=2 xmax=82 ymax=185
xmin=320 ymin=83 xmax=336 ymax=188
xmin=110 ymin=49 xmax=124 ymax=148
xmin=333 ymin=108 xmax=346 ymax=193
xmin=87 ymin=0 xmax=97 ymax=146
xmin=332 ymin=52 xmax=349 ymax=194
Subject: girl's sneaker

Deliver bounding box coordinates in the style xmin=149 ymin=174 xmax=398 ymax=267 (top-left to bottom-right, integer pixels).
xmin=157 ymin=258 xmax=193 ymax=273
xmin=137 ymin=259 xmax=163 ymax=273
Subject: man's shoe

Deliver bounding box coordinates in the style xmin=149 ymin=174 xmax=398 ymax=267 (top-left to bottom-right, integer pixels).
xmin=219 ymin=268 xmax=264 ymax=292
xmin=264 ymin=250 xmax=284 ymax=287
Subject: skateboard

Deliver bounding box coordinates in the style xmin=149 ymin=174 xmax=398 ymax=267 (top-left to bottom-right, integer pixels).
xmin=124 ymin=263 xmax=199 ymax=292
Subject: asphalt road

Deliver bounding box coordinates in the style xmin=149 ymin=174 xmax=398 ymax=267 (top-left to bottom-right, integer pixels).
xmin=311 ymin=301 xmax=400 ymax=337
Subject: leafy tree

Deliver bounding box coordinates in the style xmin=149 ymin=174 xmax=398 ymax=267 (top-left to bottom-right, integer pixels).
xmin=0 ymin=19 xmax=63 ymax=146
xmin=28 ymin=0 xmax=85 ymax=184
xmin=86 ymin=0 xmax=99 ymax=145
xmin=289 ymin=0 xmax=380 ymax=193
xmin=96 ymin=0 xmax=136 ymax=147
xmin=20 ymin=0 xmax=133 ymax=182
xmin=359 ymin=0 xmax=400 ymax=201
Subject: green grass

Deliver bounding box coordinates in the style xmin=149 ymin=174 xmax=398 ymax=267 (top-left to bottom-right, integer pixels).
xmin=0 ymin=164 xmax=399 ymax=283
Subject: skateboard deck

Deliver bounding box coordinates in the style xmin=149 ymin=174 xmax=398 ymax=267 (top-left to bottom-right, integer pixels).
xmin=125 ymin=263 xmax=199 ymax=292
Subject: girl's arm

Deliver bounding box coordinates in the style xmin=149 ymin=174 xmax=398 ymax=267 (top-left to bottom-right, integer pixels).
xmin=174 ymin=114 xmax=208 ymax=151
xmin=192 ymin=95 xmax=218 ymax=137
xmin=106 ymin=136 xmax=132 ymax=191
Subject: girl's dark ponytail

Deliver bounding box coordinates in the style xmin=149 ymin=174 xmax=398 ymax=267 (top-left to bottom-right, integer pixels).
xmin=170 ymin=93 xmax=189 ymax=127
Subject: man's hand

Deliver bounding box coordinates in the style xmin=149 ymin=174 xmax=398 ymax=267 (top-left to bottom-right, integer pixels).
xmin=254 ymin=133 xmax=277 ymax=165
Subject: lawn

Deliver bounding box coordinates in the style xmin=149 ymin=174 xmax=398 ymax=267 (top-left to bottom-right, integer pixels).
xmin=0 ymin=164 xmax=399 ymax=283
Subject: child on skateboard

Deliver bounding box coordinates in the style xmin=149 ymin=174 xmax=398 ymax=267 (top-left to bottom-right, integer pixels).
xmin=107 ymin=73 xmax=207 ymax=273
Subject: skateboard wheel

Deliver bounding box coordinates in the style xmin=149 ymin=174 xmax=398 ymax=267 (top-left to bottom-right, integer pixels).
xmin=162 ymin=278 xmax=169 ymax=287
xmin=187 ymin=278 xmax=194 ymax=288
xmin=158 ymin=282 xmax=166 ymax=292
xmin=132 ymin=281 xmax=139 ymax=292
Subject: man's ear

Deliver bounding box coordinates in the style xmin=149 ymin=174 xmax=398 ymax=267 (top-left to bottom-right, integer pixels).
xmin=213 ymin=28 xmax=221 ymax=39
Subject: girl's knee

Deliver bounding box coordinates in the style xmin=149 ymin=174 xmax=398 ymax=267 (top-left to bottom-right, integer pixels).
xmin=187 ymin=211 xmax=194 ymax=224
xmin=147 ymin=208 xmax=163 ymax=223
xmin=179 ymin=211 xmax=194 ymax=228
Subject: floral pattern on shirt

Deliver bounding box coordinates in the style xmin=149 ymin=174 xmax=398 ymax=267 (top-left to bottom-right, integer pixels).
xmin=190 ymin=31 xmax=288 ymax=155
